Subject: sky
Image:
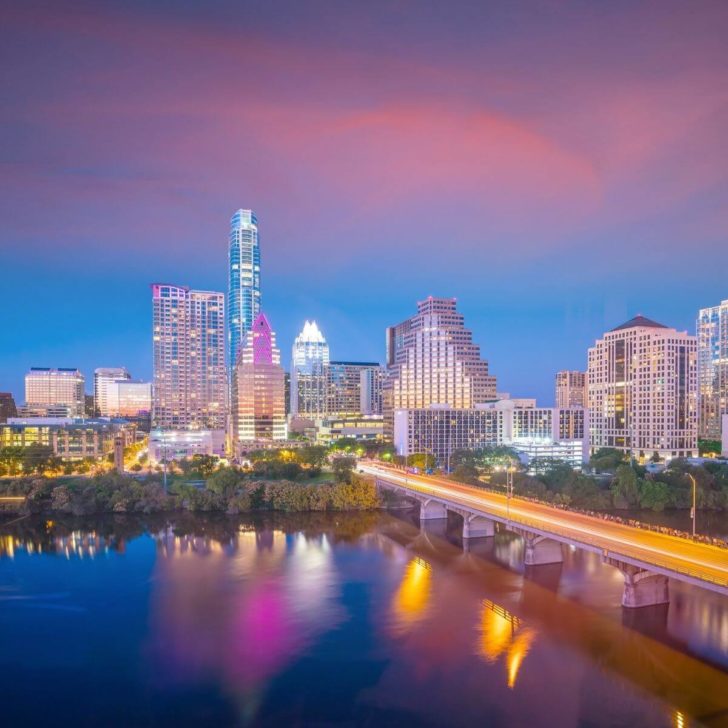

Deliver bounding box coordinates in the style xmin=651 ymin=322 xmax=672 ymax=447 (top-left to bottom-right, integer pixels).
xmin=1 ymin=0 xmax=727 ymax=406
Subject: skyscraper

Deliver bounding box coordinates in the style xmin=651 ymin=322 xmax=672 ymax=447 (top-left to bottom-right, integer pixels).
xmin=384 ymin=297 xmax=497 ymax=436
xmin=0 ymin=393 xmax=17 ymax=423
xmin=697 ymin=299 xmax=728 ymax=440
xmin=233 ymin=312 xmax=286 ymax=443
xmin=587 ymin=315 xmax=697 ymax=460
xmin=326 ymin=361 xmax=381 ymax=416
xmin=152 ymin=284 xmax=226 ymax=430
xmin=555 ymin=370 xmax=586 ymax=409
xmin=94 ymin=367 xmax=131 ymax=417
xmin=228 ymin=209 xmax=261 ymax=368
xmin=24 ymin=368 xmax=85 ymax=417
xmin=291 ymin=321 xmax=330 ymax=417
xmin=360 ymin=365 xmax=385 ymax=416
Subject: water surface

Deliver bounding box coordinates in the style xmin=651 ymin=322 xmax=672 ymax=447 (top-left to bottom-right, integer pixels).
xmin=1 ymin=511 xmax=727 ymax=727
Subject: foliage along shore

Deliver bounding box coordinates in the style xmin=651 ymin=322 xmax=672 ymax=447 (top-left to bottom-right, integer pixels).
xmin=0 ymin=468 xmax=380 ymax=517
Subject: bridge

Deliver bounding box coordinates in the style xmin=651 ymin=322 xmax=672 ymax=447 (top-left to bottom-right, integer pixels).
xmin=360 ymin=462 xmax=728 ymax=608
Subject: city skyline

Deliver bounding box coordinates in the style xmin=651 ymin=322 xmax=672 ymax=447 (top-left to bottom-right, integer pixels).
xmin=2 ymin=1 xmax=727 ymax=406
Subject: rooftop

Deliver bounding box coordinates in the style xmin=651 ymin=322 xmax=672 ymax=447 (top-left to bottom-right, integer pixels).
xmin=610 ymin=315 xmax=669 ymax=332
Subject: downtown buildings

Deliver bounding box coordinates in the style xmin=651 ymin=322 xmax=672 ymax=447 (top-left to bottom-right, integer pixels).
xmin=555 ymin=370 xmax=586 ymax=409
xmin=94 ymin=367 xmax=131 ymax=417
xmin=697 ymin=298 xmax=728 ymax=441
xmin=290 ymin=321 xmax=330 ymax=417
xmin=384 ymin=297 xmax=497 ymax=437
xmin=228 ymin=209 xmax=261 ymax=368
xmin=233 ymin=312 xmax=286 ymax=444
xmin=151 ymin=284 xmax=226 ymax=430
xmin=587 ymin=315 xmax=697 ymax=460
xmin=23 ymin=367 xmax=85 ymax=417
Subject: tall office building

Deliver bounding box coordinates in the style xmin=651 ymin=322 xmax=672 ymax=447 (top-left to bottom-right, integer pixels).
xmin=587 ymin=315 xmax=697 ymax=460
xmin=360 ymin=366 xmax=385 ymax=415
xmin=555 ymin=370 xmax=586 ymax=408
xmin=291 ymin=321 xmax=330 ymax=417
xmin=233 ymin=312 xmax=286 ymax=442
xmin=326 ymin=361 xmax=381 ymax=416
xmin=384 ymin=296 xmax=497 ymax=436
xmin=24 ymin=368 xmax=85 ymax=417
xmin=152 ymin=284 xmax=227 ymax=430
xmin=228 ymin=209 xmax=261 ymax=368
xmin=94 ymin=367 xmax=131 ymax=417
xmin=697 ymin=299 xmax=728 ymax=440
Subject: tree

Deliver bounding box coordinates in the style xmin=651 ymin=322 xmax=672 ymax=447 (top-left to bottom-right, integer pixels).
xmin=452 ymin=464 xmax=479 ymax=485
xmin=590 ymin=448 xmax=625 ymax=473
xmin=639 ymin=479 xmax=670 ymax=511
xmin=22 ymin=443 xmax=57 ymax=475
xmin=206 ymin=467 xmax=242 ymax=496
xmin=611 ymin=464 xmax=642 ymax=508
xmin=298 ymin=445 xmax=329 ymax=468
xmin=332 ymin=455 xmax=356 ymax=483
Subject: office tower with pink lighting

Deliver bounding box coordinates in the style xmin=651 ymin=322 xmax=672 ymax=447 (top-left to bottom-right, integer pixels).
xmin=152 ymin=284 xmax=226 ymax=430
xmin=233 ymin=312 xmax=286 ymax=442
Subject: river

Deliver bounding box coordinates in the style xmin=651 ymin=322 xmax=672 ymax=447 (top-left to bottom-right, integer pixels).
xmin=1 ymin=510 xmax=727 ymax=727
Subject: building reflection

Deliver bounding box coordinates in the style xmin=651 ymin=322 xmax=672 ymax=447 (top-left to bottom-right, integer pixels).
xmin=478 ymin=599 xmax=537 ymax=689
xmin=147 ymin=526 xmax=342 ymax=723
xmin=0 ymin=527 xmax=119 ymax=559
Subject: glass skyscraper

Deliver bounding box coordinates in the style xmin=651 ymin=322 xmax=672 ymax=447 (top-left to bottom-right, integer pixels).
xmin=697 ymin=299 xmax=728 ymax=440
xmin=291 ymin=321 xmax=330 ymax=417
xmin=228 ymin=209 xmax=261 ymax=368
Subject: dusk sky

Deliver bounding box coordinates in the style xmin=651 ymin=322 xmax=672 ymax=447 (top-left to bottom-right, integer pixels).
xmin=2 ymin=0 xmax=727 ymax=405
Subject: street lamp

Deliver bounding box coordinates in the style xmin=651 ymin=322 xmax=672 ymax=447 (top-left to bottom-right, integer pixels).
xmin=505 ymin=464 xmax=515 ymax=521
xmin=687 ymin=473 xmax=697 ymax=538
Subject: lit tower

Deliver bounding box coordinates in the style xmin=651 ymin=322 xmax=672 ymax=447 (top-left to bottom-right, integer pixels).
xmin=290 ymin=321 xmax=330 ymax=417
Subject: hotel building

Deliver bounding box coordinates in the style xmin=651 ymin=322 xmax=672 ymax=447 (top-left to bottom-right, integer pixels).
xmin=555 ymin=370 xmax=586 ymax=409
xmin=290 ymin=321 xmax=330 ymax=417
xmin=384 ymin=297 xmax=496 ymax=436
xmin=24 ymin=368 xmax=85 ymax=418
xmin=697 ymin=298 xmax=728 ymax=440
xmin=233 ymin=312 xmax=286 ymax=443
xmin=152 ymin=284 xmax=226 ymax=430
xmin=587 ymin=315 xmax=697 ymax=460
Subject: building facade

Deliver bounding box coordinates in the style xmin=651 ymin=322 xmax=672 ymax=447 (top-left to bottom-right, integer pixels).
xmin=360 ymin=366 xmax=385 ymax=415
xmin=290 ymin=321 xmax=330 ymax=417
xmin=326 ymin=361 xmax=381 ymax=416
xmin=555 ymin=370 xmax=586 ymax=409
xmin=94 ymin=367 xmax=131 ymax=417
xmin=233 ymin=312 xmax=286 ymax=443
xmin=587 ymin=315 xmax=698 ymax=460
xmin=228 ymin=209 xmax=261 ymax=368
xmin=24 ymin=368 xmax=85 ymax=418
xmin=393 ymin=401 xmax=588 ymax=468
xmin=384 ymin=297 xmax=497 ymax=436
xmin=697 ymin=299 xmax=728 ymax=440
xmin=152 ymin=284 xmax=227 ymax=430
xmin=107 ymin=381 xmax=152 ymax=420
xmin=148 ymin=429 xmax=226 ymax=464
xmin=1 ymin=417 xmax=136 ymax=461
xmin=0 ymin=392 xmax=17 ymax=422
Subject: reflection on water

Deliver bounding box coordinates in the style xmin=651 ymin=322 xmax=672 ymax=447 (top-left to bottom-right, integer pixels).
xmin=1 ymin=511 xmax=728 ymax=727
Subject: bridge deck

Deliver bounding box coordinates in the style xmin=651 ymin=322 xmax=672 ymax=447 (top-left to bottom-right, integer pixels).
xmin=362 ymin=463 xmax=728 ymax=595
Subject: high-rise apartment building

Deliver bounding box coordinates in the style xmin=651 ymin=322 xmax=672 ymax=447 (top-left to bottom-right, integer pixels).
xmin=291 ymin=321 xmax=330 ymax=417
xmin=228 ymin=209 xmax=261 ymax=368
xmin=24 ymin=368 xmax=85 ymax=417
xmin=384 ymin=297 xmax=496 ymax=436
xmin=555 ymin=370 xmax=586 ymax=408
xmin=233 ymin=312 xmax=286 ymax=443
xmin=94 ymin=367 xmax=131 ymax=417
xmin=587 ymin=315 xmax=697 ymax=460
xmin=697 ymin=299 xmax=728 ymax=440
xmin=152 ymin=284 xmax=226 ymax=430
xmin=360 ymin=366 xmax=385 ymax=415
xmin=326 ymin=361 xmax=381 ymax=416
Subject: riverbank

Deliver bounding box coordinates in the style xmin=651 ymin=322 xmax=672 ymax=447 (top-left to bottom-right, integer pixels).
xmin=0 ymin=470 xmax=381 ymax=516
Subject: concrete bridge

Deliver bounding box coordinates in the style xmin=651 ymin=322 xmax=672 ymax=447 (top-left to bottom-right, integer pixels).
xmin=362 ymin=463 xmax=728 ymax=609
